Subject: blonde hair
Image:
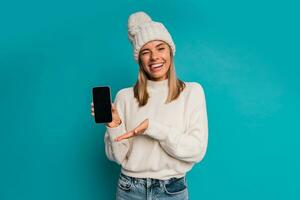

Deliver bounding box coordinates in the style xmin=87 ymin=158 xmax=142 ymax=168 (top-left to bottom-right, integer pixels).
xmin=133 ymin=44 xmax=186 ymax=107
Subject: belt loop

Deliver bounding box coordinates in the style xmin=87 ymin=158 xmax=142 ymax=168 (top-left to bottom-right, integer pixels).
xmin=160 ymin=180 xmax=164 ymax=189
xmin=133 ymin=177 xmax=138 ymax=185
xmin=146 ymin=178 xmax=151 ymax=188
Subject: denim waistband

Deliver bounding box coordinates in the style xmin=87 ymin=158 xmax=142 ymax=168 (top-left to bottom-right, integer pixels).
xmin=120 ymin=172 xmax=185 ymax=186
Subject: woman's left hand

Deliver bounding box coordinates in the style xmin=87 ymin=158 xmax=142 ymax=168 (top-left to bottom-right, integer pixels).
xmin=114 ymin=119 xmax=149 ymax=142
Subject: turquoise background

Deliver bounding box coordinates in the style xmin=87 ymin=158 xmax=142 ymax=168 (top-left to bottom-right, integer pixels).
xmin=1 ymin=0 xmax=299 ymax=199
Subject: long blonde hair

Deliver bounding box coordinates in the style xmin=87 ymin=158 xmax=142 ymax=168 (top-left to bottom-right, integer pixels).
xmin=133 ymin=44 xmax=186 ymax=107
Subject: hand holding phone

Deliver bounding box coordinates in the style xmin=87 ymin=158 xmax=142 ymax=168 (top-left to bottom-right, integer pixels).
xmin=91 ymin=102 xmax=122 ymax=127
xmin=92 ymin=86 xmax=112 ymax=123
xmin=106 ymin=103 xmax=122 ymax=127
xmin=91 ymin=86 xmax=122 ymax=127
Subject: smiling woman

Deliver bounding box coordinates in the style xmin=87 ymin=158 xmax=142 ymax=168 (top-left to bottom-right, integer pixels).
xmin=139 ymin=41 xmax=171 ymax=81
xmin=91 ymin=11 xmax=208 ymax=200
xmin=134 ymin=39 xmax=186 ymax=107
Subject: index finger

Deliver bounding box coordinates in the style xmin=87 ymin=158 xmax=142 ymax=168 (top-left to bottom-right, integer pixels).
xmin=114 ymin=131 xmax=134 ymax=142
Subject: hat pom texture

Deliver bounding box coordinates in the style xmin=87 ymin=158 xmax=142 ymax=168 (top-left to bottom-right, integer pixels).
xmin=128 ymin=12 xmax=152 ymax=37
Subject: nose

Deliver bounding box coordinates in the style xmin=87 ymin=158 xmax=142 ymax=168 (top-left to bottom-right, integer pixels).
xmin=150 ymin=51 xmax=159 ymax=61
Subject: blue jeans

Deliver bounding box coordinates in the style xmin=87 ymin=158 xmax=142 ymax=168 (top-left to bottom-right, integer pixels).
xmin=116 ymin=172 xmax=189 ymax=200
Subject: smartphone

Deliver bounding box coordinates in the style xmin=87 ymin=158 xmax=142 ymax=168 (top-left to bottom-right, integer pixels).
xmin=92 ymin=86 xmax=112 ymax=123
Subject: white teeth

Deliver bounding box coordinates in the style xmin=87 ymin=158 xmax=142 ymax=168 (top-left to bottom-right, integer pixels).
xmin=150 ymin=63 xmax=164 ymax=68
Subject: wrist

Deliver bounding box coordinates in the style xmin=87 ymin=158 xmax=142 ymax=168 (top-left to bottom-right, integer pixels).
xmin=107 ymin=119 xmax=122 ymax=128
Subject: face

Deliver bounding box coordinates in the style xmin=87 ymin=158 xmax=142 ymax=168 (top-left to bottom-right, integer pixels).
xmin=139 ymin=40 xmax=172 ymax=81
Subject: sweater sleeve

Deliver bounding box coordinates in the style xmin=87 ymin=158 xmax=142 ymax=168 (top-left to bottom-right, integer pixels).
xmin=144 ymin=83 xmax=208 ymax=163
xmin=104 ymin=90 xmax=131 ymax=165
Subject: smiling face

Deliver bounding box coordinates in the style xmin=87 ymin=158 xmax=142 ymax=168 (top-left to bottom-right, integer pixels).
xmin=139 ymin=40 xmax=172 ymax=81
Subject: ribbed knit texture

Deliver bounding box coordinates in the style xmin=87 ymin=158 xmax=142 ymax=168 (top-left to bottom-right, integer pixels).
xmin=128 ymin=11 xmax=176 ymax=62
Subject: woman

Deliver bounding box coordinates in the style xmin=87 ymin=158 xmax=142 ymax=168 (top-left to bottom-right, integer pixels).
xmin=91 ymin=11 xmax=208 ymax=200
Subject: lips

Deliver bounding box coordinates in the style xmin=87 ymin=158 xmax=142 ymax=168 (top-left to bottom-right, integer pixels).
xmin=149 ymin=62 xmax=164 ymax=72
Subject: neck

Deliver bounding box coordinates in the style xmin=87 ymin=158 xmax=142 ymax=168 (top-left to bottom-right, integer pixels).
xmin=147 ymin=78 xmax=168 ymax=91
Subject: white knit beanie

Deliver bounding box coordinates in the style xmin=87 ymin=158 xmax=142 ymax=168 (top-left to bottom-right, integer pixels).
xmin=128 ymin=11 xmax=176 ymax=62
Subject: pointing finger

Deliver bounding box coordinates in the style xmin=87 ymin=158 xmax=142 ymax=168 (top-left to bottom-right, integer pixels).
xmin=114 ymin=131 xmax=134 ymax=142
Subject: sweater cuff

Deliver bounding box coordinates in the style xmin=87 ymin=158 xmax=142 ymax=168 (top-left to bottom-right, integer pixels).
xmin=145 ymin=117 xmax=171 ymax=141
xmin=106 ymin=122 xmax=126 ymax=143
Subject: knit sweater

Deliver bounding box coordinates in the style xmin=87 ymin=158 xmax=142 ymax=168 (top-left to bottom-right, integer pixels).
xmin=104 ymin=79 xmax=208 ymax=180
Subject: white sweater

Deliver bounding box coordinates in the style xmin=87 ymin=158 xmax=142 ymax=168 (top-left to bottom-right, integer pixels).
xmin=104 ymin=79 xmax=208 ymax=180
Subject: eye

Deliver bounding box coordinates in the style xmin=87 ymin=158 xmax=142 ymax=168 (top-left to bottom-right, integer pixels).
xmin=158 ymin=48 xmax=165 ymax=50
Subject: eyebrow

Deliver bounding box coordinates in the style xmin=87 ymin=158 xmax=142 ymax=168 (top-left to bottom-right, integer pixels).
xmin=141 ymin=43 xmax=165 ymax=52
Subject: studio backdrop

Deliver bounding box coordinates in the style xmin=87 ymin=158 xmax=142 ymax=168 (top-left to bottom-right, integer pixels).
xmin=0 ymin=0 xmax=299 ymax=199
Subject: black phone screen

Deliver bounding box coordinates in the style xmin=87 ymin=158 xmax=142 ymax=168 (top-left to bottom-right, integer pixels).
xmin=92 ymin=86 xmax=112 ymax=123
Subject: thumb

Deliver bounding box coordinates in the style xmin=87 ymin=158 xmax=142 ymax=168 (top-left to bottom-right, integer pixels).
xmin=133 ymin=129 xmax=138 ymax=135
xmin=111 ymin=103 xmax=116 ymax=110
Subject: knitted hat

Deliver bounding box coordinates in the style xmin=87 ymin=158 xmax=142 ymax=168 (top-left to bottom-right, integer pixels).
xmin=128 ymin=11 xmax=176 ymax=62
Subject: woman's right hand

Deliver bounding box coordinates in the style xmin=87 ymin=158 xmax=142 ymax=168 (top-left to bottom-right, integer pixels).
xmin=91 ymin=102 xmax=122 ymax=128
